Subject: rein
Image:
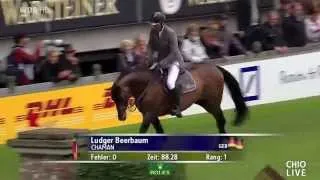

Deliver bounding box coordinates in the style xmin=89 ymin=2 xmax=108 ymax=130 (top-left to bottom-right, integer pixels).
xmin=135 ymin=68 xmax=165 ymax=108
xmin=135 ymin=81 xmax=151 ymax=109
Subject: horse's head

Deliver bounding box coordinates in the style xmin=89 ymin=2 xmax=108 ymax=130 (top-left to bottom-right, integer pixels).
xmin=112 ymin=70 xmax=152 ymax=121
xmin=111 ymin=82 xmax=130 ymax=121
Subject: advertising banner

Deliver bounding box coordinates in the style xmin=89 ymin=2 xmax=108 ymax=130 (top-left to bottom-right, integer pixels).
xmin=0 ymin=0 xmax=273 ymax=37
xmin=0 ymin=82 xmax=142 ymax=144
xmin=0 ymin=0 xmax=138 ymax=37
xmin=183 ymin=51 xmax=320 ymax=116
xmin=222 ymin=51 xmax=320 ymax=108
xmin=142 ymin=0 xmax=237 ymax=21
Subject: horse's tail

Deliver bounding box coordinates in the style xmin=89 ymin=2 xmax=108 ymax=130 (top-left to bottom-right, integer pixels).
xmin=216 ymin=65 xmax=249 ymax=126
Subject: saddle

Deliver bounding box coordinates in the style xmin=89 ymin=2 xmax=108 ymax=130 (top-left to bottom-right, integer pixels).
xmin=157 ymin=67 xmax=197 ymax=94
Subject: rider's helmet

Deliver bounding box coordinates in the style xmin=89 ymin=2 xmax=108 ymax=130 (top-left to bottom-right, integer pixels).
xmin=151 ymin=12 xmax=166 ymax=25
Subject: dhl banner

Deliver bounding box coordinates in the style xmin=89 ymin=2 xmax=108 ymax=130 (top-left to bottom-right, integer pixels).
xmin=0 ymin=82 xmax=142 ymax=144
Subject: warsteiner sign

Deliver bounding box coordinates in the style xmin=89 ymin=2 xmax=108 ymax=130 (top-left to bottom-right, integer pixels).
xmin=0 ymin=0 xmax=137 ymax=37
xmin=1 ymin=0 xmax=119 ymax=25
xmin=0 ymin=0 xmax=273 ymax=37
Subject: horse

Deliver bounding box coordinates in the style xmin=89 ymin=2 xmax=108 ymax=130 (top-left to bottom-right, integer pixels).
xmin=111 ymin=62 xmax=248 ymax=134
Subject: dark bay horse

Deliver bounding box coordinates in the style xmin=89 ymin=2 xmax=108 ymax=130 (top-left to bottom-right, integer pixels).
xmin=111 ymin=63 xmax=248 ymax=134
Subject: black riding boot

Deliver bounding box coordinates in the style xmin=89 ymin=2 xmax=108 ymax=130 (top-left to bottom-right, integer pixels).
xmin=171 ymin=86 xmax=183 ymax=118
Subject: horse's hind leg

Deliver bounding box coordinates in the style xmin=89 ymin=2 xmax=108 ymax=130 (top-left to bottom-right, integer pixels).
xmin=151 ymin=116 xmax=164 ymax=134
xmin=212 ymin=107 xmax=227 ymax=134
xmin=198 ymin=102 xmax=227 ymax=134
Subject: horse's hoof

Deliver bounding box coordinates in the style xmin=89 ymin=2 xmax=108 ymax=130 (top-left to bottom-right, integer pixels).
xmin=234 ymin=110 xmax=249 ymax=126
xmin=171 ymin=110 xmax=183 ymax=118
xmin=172 ymin=114 xmax=183 ymax=118
xmin=175 ymin=112 xmax=183 ymax=118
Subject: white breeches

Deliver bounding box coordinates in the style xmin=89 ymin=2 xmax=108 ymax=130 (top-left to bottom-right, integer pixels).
xmin=167 ymin=62 xmax=180 ymax=90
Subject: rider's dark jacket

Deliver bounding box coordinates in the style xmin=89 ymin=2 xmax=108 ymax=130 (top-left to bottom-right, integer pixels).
xmin=148 ymin=25 xmax=184 ymax=69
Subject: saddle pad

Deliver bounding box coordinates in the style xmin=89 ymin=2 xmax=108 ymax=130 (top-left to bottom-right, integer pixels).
xmin=176 ymin=70 xmax=197 ymax=94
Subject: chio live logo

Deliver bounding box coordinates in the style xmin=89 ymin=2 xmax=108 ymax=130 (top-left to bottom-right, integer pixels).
xmin=285 ymin=160 xmax=307 ymax=177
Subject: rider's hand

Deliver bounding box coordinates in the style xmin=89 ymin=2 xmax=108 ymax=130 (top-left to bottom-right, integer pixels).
xmin=149 ymin=63 xmax=158 ymax=70
xmin=159 ymin=60 xmax=165 ymax=67
xmin=152 ymin=52 xmax=159 ymax=59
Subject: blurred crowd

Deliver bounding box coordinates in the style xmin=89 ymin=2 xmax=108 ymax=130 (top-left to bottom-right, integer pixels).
xmin=118 ymin=0 xmax=320 ymax=72
xmin=1 ymin=0 xmax=320 ymax=88
xmin=0 ymin=34 xmax=81 ymax=87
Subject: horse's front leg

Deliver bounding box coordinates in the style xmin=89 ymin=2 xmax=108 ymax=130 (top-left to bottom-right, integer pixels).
xmin=139 ymin=112 xmax=152 ymax=133
xmin=151 ymin=115 xmax=164 ymax=134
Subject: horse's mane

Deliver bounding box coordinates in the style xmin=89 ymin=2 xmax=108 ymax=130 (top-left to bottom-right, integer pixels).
xmin=116 ymin=70 xmax=153 ymax=88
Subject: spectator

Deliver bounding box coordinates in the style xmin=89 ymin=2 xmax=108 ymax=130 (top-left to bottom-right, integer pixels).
xmin=243 ymin=23 xmax=265 ymax=51
xmin=261 ymin=11 xmax=288 ymax=53
xmin=118 ymin=40 xmax=146 ymax=73
xmin=219 ymin=15 xmax=229 ymax=31
xmin=207 ymin=20 xmax=220 ymax=29
xmin=39 ymin=50 xmax=62 ymax=82
xmin=213 ymin=20 xmax=248 ymax=57
xmin=279 ymin=0 xmax=294 ymax=19
xmin=200 ymin=26 xmax=221 ymax=59
xmin=218 ymin=15 xmax=248 ymax=56
xmin=305 ymin=7 xmax=320 ymax=42
xmin=58 ymin=45 xmax=81 ymax=82
xmin=300 ymin=0 xmax=315 ymax=15
xmin=134 ymin=34 xmax=148 ymax=60
xmin=181 ymin=23 xmax=209 ymax=63
xmin=6 ymin=33 xmax=43 ymax=85
xmin=283 ymin=2 xmax=307 ymax=47
xmin=236 ymin=0 xmax=252 ymax=31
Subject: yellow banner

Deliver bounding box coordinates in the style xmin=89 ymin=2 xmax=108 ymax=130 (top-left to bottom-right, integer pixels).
xmin=0 ymin=82 xmax=142 ymax=144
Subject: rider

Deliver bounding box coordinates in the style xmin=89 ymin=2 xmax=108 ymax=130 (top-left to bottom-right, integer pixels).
xmin=148 ymin=12 xmax=184 ymax=118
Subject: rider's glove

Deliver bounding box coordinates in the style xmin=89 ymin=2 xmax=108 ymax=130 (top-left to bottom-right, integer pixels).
xmin=149 ymin=63 xmax=158 ymax=70
xmin=152 ymin=52 xmax=159 ymax=59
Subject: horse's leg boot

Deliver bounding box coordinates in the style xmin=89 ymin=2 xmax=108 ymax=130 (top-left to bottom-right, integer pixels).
xmin=171 ymin=86 xmax=183 ymax=118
